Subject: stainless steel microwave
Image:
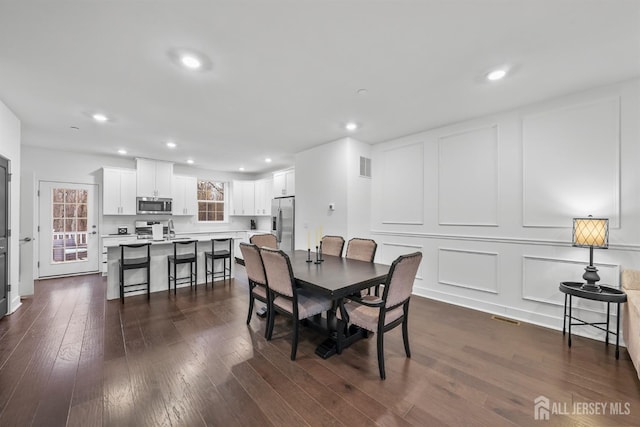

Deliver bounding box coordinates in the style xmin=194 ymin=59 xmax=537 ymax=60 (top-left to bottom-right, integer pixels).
xmin=136 ymin=197 xmax=172 ymax=215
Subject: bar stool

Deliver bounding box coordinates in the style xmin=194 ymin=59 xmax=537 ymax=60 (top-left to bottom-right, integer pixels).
xmin=205 ymin=238 xmax=232 ymax=286
xmin=119 ymin=242 xmax=151 ymax=303
xmin=167 ymin=240 xmax=198 ymax=294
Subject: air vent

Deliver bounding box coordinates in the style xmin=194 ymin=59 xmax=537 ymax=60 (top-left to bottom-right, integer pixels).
xmin=491 ymin=315 xmax=520 ymax=325
xmin=359 ymin=156 xmax=372 ymax=178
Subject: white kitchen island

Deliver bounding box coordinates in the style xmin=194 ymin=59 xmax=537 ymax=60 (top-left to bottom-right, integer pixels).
xmin=104 ymin=233 xmax=243 ymax=300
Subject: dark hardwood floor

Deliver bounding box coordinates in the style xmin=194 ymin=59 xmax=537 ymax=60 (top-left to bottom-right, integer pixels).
xmin=0 ymin=269 xmax=638 ymax=426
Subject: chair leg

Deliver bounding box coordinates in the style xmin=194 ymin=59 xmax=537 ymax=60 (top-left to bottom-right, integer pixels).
xmin=266 ymin=297 xmax=275 ymax=340
xmin=119 ymin=265 xmax=124 ymax=304
xmin=146 ymin=266 xmax=150 ymax=300
xmin=402 ymin=315 xmax=411 ymax=358
xmin=167 ymin=259 xmax=171 ymax=293
xmin=377 ymin=329 xmax=386 ymax=380
xmin=194 ymin=258 xmax=197 ymax=289
xmin=291 ymin=319 xmax=299 ymax=360
xmin=247 ymin=294 xmax=254 ymax=325
xmin=174 ymin=262 xmax=177 ymax=295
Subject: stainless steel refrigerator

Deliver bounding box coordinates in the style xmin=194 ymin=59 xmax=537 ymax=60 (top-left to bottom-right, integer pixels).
xmin=271 ymin=196 xmax=295 ymax=251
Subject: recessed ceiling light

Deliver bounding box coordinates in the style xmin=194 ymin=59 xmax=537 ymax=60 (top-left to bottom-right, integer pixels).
xmin=239 ymin=167 xmax=245 ymax=171
xmin=265 ymin=158 xmax=272 ymax=163
xmin=92 ymin=113 xmax=109 ymax=123
xmin=117 ymin=149 xmax=127 ymax=155
xmin=345 ymin=122 xmax=358 ymax=131
xmin=70 ymin=126 xmax=79 ymax=130
xmin=186 ymin=159 xmax=194 ymax=164
xmin=166 ymin=141 xmax=177 ymax=149
xmin=487 ymin=69 xmax=507 ymax=81
xmin=168 ymin=48 xmax=212 ymax=72
xmin=180 ymin=54 xmax=202 ymax=70
xmin=356 ymin=88 xmax=368 ymax=96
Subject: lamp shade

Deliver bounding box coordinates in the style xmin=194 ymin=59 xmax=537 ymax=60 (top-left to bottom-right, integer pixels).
xmin=572 ymin=217 xmax=609 ymax=248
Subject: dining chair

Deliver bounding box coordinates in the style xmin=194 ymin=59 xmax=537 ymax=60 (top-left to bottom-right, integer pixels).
xmin=167 ymin=240 xmax=198 ymax=294
xmin=345 ymin=237 xmax=377 ymax=262
xmin=336 ymin=251 xmax=422 ymax=380
xmin=239 ymin=242 xmax=270 ymax=337
xmin=346 ymin=237 xmax=379 ymax=295
xmin=260 ymin=247 xmax=333 ymax=360
xmin=320 ymin=235 xmax=345 ymax=257
xmin=250 ymin=233 xmax=278 ymax=249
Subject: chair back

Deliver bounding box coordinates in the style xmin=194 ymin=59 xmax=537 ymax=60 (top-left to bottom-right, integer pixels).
xmin=260 ymin=247 xmax=295 ymax=297
xmin=119 ymin=242 xmax=151 ymax=261
xmin=239 ymin=243 xmax=266 ymax=286
xmin=321 ymin=235 xmax=345 ymax=257
xmin=212 ymin=238 xmax=232 ymax=255
xmin=345 ymin=238 xmax=377 ymax=262
xmin=250 ymin=233 xmax=278 ymax=249
xmin=173 ymin=240 xmax=197 ymax=257
xmin=382 ymin=252 xmax=422 ymax=308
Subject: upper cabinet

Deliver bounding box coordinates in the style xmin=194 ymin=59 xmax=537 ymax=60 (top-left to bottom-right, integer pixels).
xmin=172 ymin=175 xmax=197 ymax=216
xmin=231 ymin=180 xmax=255 ymax=216
xmin=136 ymin=158 xmax=173 ymax=198
xmin=254 ymin=178 xmax=273 ymax=216
xmin=103 ymin=167 xmax=137 ymax=215
xmin=273 ymin=168 xmax=294 ymax=197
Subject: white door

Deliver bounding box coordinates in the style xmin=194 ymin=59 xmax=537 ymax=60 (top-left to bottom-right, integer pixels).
xmin=38 ymin=182 xmax=99 ymax=277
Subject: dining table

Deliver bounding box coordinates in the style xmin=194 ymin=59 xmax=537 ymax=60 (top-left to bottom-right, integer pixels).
xmin=285 ymin=250 xmax=391 ymax=358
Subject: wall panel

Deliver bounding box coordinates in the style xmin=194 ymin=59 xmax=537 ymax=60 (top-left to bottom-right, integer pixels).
xmin=438 ymin=126 xmax=498 ymax=226
xmin=522 ymin=98 xmax=620 ymax=227
xmin=438 ymin=248 xmax=498 ymax=294
xmin=380 ymin=142 xmax=424 ymax=225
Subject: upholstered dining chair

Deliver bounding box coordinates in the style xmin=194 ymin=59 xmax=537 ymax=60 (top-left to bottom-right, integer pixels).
xmin=260 ymin=247 xmax=333 ymax=360
xmin=239 ymin=243 xmax=270 ymax=336
xmin=346 ymin=237 xmax=379 ymax=295
xmin=336 ymin=251 xmax=422 ymax=380
xmin=250 ymin=233 xmax=278 ymax=249
xmin=345 ymin=238 xmax=377 ymax=262
xmin=320 ymin=235 xmax=345 ymax=257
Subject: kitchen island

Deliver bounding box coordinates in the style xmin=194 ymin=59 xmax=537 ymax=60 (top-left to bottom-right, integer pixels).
xmin=104 ymin=233 xmax=242 ymax=300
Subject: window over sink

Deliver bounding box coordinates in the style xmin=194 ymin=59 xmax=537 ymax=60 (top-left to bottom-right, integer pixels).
xmin=197 ymin=180 xmax=226 ymax=222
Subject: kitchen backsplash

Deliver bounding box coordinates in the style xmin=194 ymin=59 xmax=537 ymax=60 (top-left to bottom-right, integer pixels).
xmin=101 ymin=214 xmax=271 ymax=235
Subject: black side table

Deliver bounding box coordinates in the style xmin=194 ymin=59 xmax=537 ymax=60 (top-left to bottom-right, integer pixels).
xmin=559 ymin=281 xmax=627 ymax=359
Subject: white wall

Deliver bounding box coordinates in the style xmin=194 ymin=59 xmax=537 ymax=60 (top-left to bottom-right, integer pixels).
xmin=370 ymin=77 xmax=640 ymax=343
xmin=0 ymin=99 xmax=21 ymax=313
xmin=295 ymin=137 xmax=372 ymax=251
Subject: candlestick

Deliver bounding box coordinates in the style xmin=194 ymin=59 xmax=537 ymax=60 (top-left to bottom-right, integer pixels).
xmin=314 ymin=245 xmax=321 ymax=264
xmin=306 ymin=248 xmax=312 ymax=263
xmin=319 ymin=240 xmax=324 ymax=262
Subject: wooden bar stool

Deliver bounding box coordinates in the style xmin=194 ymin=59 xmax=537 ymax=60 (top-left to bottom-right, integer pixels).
xmin=205 ymin=238 xmax=232 ymax=286
xmin=167 ymin=240 xmax=198 ymax=294
xmin=119 ymin=242 xmax=151 ymax=303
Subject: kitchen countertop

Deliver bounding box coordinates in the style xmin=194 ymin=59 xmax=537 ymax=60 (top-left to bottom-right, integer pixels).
xmin=100 ymin=229 xmax=270 ymax=238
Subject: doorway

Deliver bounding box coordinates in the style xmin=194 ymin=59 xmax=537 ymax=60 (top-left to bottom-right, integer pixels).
xmin=38 ymin=181 xmax=99 ymax=277
xmin=0 ymin=155 xmax=8 ymax=318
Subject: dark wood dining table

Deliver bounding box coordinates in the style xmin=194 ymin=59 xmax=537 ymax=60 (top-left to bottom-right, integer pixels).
xmin=285 ymin=250 xmax=391 ymax=358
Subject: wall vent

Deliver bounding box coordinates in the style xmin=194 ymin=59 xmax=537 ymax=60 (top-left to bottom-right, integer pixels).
xmin=359 ymin=156 xmax=372 ymax=178
xmin=491 ymin=315 xmax=520 ymax=325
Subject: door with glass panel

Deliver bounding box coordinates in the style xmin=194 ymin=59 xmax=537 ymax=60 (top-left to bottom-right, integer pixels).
xmin=38 ymin=182 xmax=99 ymax=277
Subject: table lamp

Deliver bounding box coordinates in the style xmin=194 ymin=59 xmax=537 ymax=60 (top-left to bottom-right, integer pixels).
xmin=572 ymin=216 xmax=608 ymax=292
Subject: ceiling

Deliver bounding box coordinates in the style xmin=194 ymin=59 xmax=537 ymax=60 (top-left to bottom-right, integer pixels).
xmin=1 ymin=1 xmax=639 ymax=174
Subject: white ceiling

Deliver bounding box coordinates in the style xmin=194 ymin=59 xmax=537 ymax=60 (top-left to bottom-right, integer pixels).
xmin=1 ymin=1 xmax=639 ymax=173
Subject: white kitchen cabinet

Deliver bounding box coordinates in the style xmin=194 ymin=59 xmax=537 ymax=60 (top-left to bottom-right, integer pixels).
xmin=273 ymin=169 xmax=295 ymax=197
xmin=231 ymin=180 xmax=255 ymax=215
xmin=172 ymin=175 xmax=197 ymax=216
xmin=136 ymin=158 xmax=173 ymax=198
xmin=103 ymin=167 xmax=137 ymax=215
xmin=254 ymin=178 xmax=273 ymax=216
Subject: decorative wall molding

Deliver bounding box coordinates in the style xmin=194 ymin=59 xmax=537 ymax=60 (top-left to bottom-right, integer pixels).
xmin=370 ymin=229 xmax=640 ymax=251
xmin=521 ymin=255 xmax=621 ymax=314
xmin=438 ymin=125 xmax=499 ymax=226
xmin=380 ymin=142 xmax=424 ymax=225
xmin=438 ymin=248 xmax=499 ymax=294
xmin=381 ymin=241 xmax=424 ymax=280
xmin=522 ymin=97 xmax=621 ymax=227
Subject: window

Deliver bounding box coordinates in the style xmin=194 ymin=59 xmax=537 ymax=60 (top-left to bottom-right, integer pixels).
xmin=197 ymin=180 xmax=226 ymax=222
